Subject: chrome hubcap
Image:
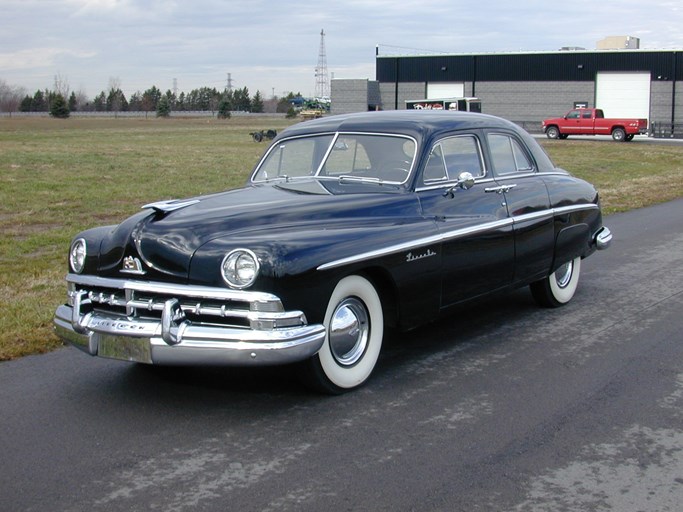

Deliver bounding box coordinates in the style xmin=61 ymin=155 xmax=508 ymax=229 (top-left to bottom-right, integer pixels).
xmin=554 ymin=260 xmax=573 ymax=288
xmin=329 ymin=298 xmax=369 ymax=366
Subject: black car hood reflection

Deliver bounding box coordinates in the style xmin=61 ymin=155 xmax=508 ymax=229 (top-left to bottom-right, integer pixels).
xmin=98 ymin=179 xmax=410 ymax=279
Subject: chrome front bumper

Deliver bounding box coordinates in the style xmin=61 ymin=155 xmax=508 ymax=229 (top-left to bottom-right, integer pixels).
xmin=53 ymin=275 xmax=326 ymax=366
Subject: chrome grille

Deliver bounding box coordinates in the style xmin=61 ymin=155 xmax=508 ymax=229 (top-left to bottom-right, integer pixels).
xmin=65 ymin=274 xmax=306 ymax=330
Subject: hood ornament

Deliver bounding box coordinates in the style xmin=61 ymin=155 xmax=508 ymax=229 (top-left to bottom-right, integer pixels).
xmin=121 ymin=256 xmax=146 ymax=275
xmin=142 ymin=199 xmax=200 ymax=214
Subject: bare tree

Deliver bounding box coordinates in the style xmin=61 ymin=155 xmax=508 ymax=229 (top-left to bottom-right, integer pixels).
xmin=53 ymin=73 xmax=70 ymax=99
xmin=0 ymin=79 xmax=26 ymax=116
xmin=73 ymin=88 xmax=89 ymax=111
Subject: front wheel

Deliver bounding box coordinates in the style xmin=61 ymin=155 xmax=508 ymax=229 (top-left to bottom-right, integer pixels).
xmin=530 ymin=257 xmax=581 ymax=308
xmin=545 ymin=126 xmax=560 ymax=139
xmin=301 ymin=275 xmax=384 ymax=394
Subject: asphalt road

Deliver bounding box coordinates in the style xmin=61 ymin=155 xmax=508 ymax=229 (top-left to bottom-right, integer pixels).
xmin=533 ymin=133 xmax=683 ymax=145
xmin=2 ymin=199 xmax=683 ymax=512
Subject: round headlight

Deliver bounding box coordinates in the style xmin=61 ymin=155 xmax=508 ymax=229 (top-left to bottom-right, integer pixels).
xmin=69 ymin=238 xmax=87 ymax=274
xmin=221 ymin=249 xmax=260 ymax=289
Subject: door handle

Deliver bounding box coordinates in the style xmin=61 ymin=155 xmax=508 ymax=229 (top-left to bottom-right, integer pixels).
xmin=484 ymin=184 xmax=517 ymax=194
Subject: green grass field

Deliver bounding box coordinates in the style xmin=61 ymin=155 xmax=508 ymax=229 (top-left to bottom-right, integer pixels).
xmin=2 ymin=116 xmax=683 ymax=360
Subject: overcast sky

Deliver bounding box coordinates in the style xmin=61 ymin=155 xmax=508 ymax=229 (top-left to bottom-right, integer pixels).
xmin=2 ymin=0 xmax=683 ymax=100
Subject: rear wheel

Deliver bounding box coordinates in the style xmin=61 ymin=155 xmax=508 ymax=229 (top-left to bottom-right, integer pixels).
xmin=301 ymin=275 xmax=384 ymax=394
xmin=612 ymin=127 xmax=626 ymax=142
xmin=530 ymin=257 xmax=581 ymax=308
xmin=546 ymin=126 xmax=560 ymax=139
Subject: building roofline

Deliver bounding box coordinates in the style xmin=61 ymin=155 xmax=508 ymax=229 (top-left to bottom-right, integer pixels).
xmin=376 ymin=48 xmax=683 ymax=59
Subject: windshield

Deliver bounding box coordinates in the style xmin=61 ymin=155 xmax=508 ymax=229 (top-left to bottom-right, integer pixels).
xmin=251 ymin=133 xmax=417 ymax=184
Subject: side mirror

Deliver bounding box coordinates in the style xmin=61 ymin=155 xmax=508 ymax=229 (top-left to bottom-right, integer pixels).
xmin=457 ymin=171 xmax=475 ymax=190
xmin=444 ymin=171 xmax=475 ymax=198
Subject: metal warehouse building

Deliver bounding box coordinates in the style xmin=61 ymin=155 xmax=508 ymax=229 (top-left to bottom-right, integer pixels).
xmin=331 ymin=49 xmax=683 ymax=136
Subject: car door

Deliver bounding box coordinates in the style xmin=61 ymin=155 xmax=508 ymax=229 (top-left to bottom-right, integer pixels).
xmin=485 ymin=131 xmax=554 ymax=285
xmin=563 ymin=109 xmax=582 ymax=134
xmin=417 ymin=132 xmax=515 ymax=308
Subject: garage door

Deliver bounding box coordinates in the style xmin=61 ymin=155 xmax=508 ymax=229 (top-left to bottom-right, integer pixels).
xmin=595 ymin=72 xmax=650 ymax=120
xmin=427 ymin=82 xmax=464 ymax=99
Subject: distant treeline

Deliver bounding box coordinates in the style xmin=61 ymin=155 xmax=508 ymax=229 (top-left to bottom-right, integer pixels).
xmin=18 ymin=86 xmax=302 ymax=114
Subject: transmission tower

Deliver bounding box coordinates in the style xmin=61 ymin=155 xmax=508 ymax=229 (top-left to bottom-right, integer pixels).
xmin=315 ymin=29 xmax=329 ymax=99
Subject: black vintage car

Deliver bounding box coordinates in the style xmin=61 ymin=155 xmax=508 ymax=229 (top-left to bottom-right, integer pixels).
xmin=54 ymin=111 xmax=611 ymax=393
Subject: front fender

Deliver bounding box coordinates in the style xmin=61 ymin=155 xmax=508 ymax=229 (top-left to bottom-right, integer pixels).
xmin=67 ymin=225 xmax=117 ymax=274
xmin=189 ymin=217 xmax=443 ymax=325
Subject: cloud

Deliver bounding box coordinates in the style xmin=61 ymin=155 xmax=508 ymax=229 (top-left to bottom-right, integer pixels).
xmin=3 ymin=0 xmax=683 ymax=98
xmin=0 ymin=48 xmax=97 ymax=71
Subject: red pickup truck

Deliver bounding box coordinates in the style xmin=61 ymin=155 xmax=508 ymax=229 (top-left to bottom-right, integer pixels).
xmin=542 ymin=108 xmax=648 ymax=142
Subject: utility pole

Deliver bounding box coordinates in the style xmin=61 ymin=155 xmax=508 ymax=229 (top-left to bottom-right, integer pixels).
xmin=226 ymin=73 xmax=234 ymax=92
xmin=315 ymin=29 xmax=329 ymax=99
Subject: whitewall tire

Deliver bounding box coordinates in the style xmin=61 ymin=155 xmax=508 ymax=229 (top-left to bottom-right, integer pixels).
xmin=530 ymin=257 xmax=581 ymax=308
xmin=302 ymin=275 xmax=384 ymax=394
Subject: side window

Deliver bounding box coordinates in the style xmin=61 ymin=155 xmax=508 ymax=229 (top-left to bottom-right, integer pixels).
xmin=421 ymin=135 xmax=484 ymax=185
xmin=581 ymin=110 xmax=592 ymax=119
xmin=423 ymin=144 xmax=448 ymax=182
xmin=441 ymin=135 xmax=484 ymax=179
xmin=488 ymin=134 xmax=534 ymax=175
xmin=567 ymin=110 xmax=580 ymax=119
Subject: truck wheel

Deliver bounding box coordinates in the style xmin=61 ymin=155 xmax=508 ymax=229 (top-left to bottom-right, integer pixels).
xmin=546 ymin=126 xmax=560 ymax=139
xmin=612 ymin=128 xmax=626 ymax=142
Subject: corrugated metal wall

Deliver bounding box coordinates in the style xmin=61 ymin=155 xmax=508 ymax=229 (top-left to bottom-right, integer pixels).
xmin=376 ymin=51 xmax=682 ymax=83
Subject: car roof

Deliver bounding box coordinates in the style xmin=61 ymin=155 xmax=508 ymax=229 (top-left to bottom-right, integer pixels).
xmin=267 ymin=110 xmax=557 ymax=175
xmin=277 ymin=110 xmax=522 ymax=142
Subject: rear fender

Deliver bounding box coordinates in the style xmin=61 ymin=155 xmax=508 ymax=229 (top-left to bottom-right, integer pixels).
xmin=552 ymin=224 xmax=590 ymax=272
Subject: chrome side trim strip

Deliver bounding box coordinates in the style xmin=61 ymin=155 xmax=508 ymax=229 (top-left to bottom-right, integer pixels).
xmin=317 ymin=203 xmax=599 ymax=271
xmin=318 ymin=218 xmax=513 ymax=271
xmin=440 ymin=218 xmax=514 ymax=243
xmin=317 ymin=233 xmax=444 ymax=271
xmin=553 ymin=204 xmax=599 ymax=215
xmin=513 ymin=210 xmax=555 ymax=224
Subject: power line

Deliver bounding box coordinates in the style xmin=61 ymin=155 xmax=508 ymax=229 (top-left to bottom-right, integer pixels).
xmin=376 ymin=44 xmax=450 ymax=56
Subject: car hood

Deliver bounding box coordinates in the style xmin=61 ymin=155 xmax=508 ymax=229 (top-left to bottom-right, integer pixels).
xmin=97 ymin=181 xmax=417 ymax=280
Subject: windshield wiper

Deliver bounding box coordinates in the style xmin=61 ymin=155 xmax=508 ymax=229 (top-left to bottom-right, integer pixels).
xmin=339 ymin=175 xmax=383 ymax=184
xmin=260 ymin=174 xmax=291 ymax=182
xmin=338 ymin=175 xmax=404 ymax=187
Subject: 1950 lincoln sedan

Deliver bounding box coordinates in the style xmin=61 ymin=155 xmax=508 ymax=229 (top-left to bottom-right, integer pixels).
xmin=54 ymin=111 xmax=611 ymax=393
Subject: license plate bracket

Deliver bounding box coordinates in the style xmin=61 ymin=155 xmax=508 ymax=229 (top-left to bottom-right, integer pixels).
xmin=96 ymin=334 xmax=153 ymax=364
